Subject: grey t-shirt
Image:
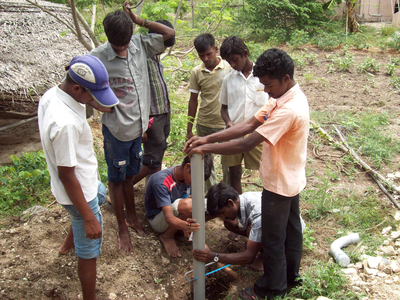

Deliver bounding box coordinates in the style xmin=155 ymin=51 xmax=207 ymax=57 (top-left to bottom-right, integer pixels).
xmin=238 ymin=192 xmax=262 ymax=243
xmin=90 ymin=33 xmax=164 ymax=141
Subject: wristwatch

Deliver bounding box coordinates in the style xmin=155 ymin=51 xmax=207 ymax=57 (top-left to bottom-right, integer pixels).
xmin=214 ymin=253 xmax=219 ymax=262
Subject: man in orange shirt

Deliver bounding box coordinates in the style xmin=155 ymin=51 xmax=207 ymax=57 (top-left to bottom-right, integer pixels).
xmin=184 ymin=48 xmax=309 ymax=300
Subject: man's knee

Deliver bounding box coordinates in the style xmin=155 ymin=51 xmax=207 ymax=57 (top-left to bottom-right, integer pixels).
xmin=177 ymin=198 xmax=193 ymax=217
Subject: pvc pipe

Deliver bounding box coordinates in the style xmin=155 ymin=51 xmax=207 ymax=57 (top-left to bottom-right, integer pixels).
xmin=329 ymin=233 xmax=360 ymax=267
xmin=191 ymin=154 xmax=205 ymax=300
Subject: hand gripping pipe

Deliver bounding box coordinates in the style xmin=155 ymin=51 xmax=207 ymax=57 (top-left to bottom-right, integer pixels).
xmin=329 ymin=233 xmax=360 ymax=267
xmin=191 ymin=154 xmax=205 ymax=300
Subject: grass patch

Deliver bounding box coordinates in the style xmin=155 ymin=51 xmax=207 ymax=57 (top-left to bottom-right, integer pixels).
xmin=287 ymin=261 xmax=363 ymax=299
xmin=0 ymin=151 xmax=52 ymax=216
xmin=311 ymin=110 xmax=400 ymax=168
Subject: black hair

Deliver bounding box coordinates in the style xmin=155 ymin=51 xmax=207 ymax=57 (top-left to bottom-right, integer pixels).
xmin=148 ymin=19 xmax=175 ymax=48
xmin=103 ymin=10 xmax=133 ymax=47
xmin=220 ymin=36 xmax=249 ymax=60
xmin=206 ymin=183 xmax=239 ymax=217
xmin=180 ymin=153 xmax=213 ymax=181
xmin=64 ymin=73 xmax=88 ymax=91
xmin=253 ymin=48 xmax=294 ymax=81
xmin=194 ymin=33 xmax=215 ymax=53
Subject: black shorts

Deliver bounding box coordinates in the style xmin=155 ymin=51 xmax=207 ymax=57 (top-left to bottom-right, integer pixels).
xmin=143 ymin=113 xmax=170 ymax=168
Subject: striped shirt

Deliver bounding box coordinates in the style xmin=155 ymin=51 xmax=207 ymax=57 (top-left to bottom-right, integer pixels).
xmin=147 ymin=56 xmax=170 ymax=115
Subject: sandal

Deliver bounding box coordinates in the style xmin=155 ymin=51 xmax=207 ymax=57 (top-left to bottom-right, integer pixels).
xmin=239 ymin=287 xmax=259 ymax=300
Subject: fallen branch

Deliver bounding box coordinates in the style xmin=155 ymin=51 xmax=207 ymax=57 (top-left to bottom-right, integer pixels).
xmin=311 ymin=120 xmax=400 ymax=194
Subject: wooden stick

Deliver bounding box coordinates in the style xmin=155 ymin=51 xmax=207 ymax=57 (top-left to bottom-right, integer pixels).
xmin=0 ymin=116 xmax=38 ymax=133
xmin=311 ymin=120 xmax=400 ymax=194
xmin=331 ymin=124 xmax=400 ymax=209
xmin=216 ymin=262 xmax=238 ymax=280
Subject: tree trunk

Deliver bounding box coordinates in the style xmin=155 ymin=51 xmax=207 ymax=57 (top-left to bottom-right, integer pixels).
xmin=347 ymin=2 xmax=361 ymax=33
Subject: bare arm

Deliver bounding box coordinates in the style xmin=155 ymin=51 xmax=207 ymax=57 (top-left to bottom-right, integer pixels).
xmin=58 ymin=166 xmax=101 ymax=239
xmin=221 ymin=104 xmax=234 ymax=128
xmin=123 ymin=2 xmax=175 ymax=41
xmin=184 ymin=116 xmax=263 ymax=154
xmin=186 ymin=92 xmax=199 ymax=140
xmin=193 ymin=240 xmax=261 ymax=265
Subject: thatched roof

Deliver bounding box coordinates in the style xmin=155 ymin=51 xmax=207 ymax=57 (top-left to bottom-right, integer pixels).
xmin=0 ymin=0 xmax=88 ymax=98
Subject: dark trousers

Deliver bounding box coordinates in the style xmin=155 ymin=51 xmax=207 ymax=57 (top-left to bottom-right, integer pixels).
xmin=254 ymin=189 xmax=303 ymax=299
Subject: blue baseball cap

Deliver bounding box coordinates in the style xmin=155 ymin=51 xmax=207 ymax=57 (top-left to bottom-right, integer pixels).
xmin=68 ymin=55 xmax=119 ymax=107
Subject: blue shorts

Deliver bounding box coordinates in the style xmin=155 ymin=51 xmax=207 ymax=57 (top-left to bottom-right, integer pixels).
xmin=102 ymin=124 xmax=143 ymax=183
xmin=62 ymin=181 xmax=106 ymax=260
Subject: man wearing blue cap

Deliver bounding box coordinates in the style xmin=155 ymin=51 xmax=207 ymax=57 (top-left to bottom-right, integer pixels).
xmin=38 ymin=55 xmax=119 ymax=300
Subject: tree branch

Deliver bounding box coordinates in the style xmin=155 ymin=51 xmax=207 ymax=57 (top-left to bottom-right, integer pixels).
xmin=25 ymin=0 xmax=77 ymax=36
xmin=65 ymin=0 xmax=100 ymax=48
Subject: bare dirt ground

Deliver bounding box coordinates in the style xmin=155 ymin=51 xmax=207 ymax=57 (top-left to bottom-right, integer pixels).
xmin=1 ymin=45 xmax=400 ymax=299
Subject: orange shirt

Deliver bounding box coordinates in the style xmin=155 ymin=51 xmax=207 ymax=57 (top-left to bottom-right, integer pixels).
xmin=255 ymin=83 xmax=309 ymax=197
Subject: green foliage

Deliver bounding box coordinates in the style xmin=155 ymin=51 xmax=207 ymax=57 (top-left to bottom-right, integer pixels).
xmin=326 ymin=51 xmax=355 ymax=73
xmin=291 ymin=52 xmax=307 ymax=70
xmin=289 ymin=262 xmax=361 ymax=299
xmin=304 ymin=73 xmax=314 ymax=85
xmin=0 ymin=151 xmax=51 ymax=216
xmin=141 ymin=0 xmax=177 ymax=22
xmin=380 ymin=25 xmax=396 ymax=37
xmin=165 ymin=93 xmax=190 ymax=166
xmin=302 ymin=177 xmax=333 ymax=221
xmin=313 ymin=31 xmax=344 ymax=50
xmin=345 ymin=32 xmax=371 ymax=50
xmin=390 ymin=56 xmax=400 ymax=66
xmin=245 ymin=0 xmax=329 ymax=39
xmin=391 ymin=76 xmax=400 ymax=93
xmin=385 ymin=63 xmax=398 ymax=76
xmin=302 ymin=227 xmax=316 ymax=251
xmin=388 ymin=32 xmax=400 ymax=50
xmin=312 ymin=111 xmax=400 ymax=168
xmin=246 ymin=41 xmax=269 ymax=62
xmin=357 ymin=57 xmax=380 ymax=74
xmin=287 ymin=29 xmax=310 ymax=49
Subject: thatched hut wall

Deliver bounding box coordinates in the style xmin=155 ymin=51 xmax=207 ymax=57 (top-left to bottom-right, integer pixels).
xmin=0 ymin=0 xmax=88 ymax=100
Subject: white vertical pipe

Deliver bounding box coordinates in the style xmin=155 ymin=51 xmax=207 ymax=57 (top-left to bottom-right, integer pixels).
xmin=191 ymin=154 xmax=205 ymax=300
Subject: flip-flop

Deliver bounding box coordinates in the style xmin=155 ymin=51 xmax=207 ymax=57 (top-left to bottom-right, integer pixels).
xmin=239 ymin=287 xmax=259 ymax=300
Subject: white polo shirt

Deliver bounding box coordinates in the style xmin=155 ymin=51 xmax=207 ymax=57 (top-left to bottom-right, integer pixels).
xmin=38 ymin=86 xmax=98 ymax=205
xmin=219 ymin=67 xmax=268 ymax=124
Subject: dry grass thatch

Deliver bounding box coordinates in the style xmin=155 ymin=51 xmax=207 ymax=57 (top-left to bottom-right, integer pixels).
xmin=0 ymin=0 xmax=89 ymax=99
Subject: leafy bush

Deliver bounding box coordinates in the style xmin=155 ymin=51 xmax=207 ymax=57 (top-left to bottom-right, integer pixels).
xmin=290 ymin=262 xmax=360 ymax=299
xmin=313 ymin=31 xmax=344 ymax=51
xmin=0 ymin=151 xmax=51 ymax=216
xmin=357 ymin=57 xmax=380 ymax=74
xmin=327 ymin=51 xmax=355 ymax=73
xmin=288 ymin=29 xmax=310 ymax=49
xmin=345 ymin=32 xmax=371 ymax=49
xmin=245 ymin=0 xmax=328 ymax=38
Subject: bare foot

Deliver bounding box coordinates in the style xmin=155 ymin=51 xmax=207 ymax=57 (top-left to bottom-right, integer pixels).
xmin=58 ymin=243 xmax=74 ymax=255
xmin=59 ymin=225 xmax=74 ymax=255
xmin=117 ymin=230 xmax=133 ymax=255
xmin=249 ymin=252 xmax=263 ymax=271
xmin=228 ymin=232 xmax=239 ymax=242
xmin=159 ymin=233 xmax=181 ymax=257
xmin=125 ymin=219 xmax=148 ymax=236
